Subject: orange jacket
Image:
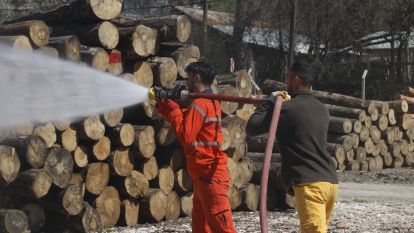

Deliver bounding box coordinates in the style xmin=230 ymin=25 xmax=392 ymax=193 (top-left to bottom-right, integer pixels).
xmin=161 ymin=97 xmax=229 ymax=181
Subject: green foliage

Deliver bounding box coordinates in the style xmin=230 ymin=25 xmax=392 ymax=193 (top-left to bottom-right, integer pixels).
xmin=209 ymin=0 xmax=236 ymax=13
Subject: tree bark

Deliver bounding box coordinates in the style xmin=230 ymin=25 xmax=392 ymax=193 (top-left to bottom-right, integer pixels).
xmin=85 ymin=162 xmax=109 ymax=195
xmin=327 ymin=134 xmax=354 ymax=151
xmin=0 ymin=20 xmax=49 ymax=47
xmin=388 ymin=100 xmax=408 ymax=114
xmin=9 ymin=169 xmax=51 ymax=199
xmin=139 ymin=188 xmax=167 ymax=222
xmin=328 ymin=117 xmax=352 ymax=134
xmin=1 ymin=136 xmax=48 ymax=169
xmin=157 ymin=147 xmax=184 ymax=172
xmin=20 ymin=203 xmax=45 ymax=232
xmin=44 ymin=148 xmax=74 ymax=188
xmin=246 ymin=134 xmax=279 ymax=153
xmin=48 ymin=36 xmax=81 ymax=62
xmin=215 ymin=70 xmax=252 ymax=97
xmin=0 ymin=209 xmax=29 ymax=233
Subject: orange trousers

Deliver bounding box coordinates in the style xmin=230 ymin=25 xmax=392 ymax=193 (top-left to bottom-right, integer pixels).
xmin=192 ymin=177 xmax=238 ymax=233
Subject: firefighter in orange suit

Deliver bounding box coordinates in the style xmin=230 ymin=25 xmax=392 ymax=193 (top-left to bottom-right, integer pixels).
xmin=156 ymin=61 xmax=238 ymax=233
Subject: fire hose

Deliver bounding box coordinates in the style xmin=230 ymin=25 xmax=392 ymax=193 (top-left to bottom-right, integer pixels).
xmin=149 ymin=87 xmax=284 ymax=233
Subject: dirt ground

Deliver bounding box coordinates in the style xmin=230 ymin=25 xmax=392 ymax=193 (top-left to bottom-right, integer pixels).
xmin=104 ymin=168 xmax=414 ymax=233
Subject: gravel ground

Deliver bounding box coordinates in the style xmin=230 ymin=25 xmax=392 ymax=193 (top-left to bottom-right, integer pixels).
xmin=104 ymin=168 xmax=414 ymax=233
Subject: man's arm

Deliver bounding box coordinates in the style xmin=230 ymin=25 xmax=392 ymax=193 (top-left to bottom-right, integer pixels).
xmin=246 ymin=101 xmax=274 ymax=136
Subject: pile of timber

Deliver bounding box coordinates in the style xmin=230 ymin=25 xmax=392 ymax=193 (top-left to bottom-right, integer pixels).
xmin=260 ymin=79 xmax=414 ymax=172
xmin=0 ymin=1 xmax=278 ymax=232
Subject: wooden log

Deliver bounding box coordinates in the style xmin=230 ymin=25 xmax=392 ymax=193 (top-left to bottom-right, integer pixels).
xmin=51 ymin=21 xmax=119 ymax=49
xmin=44 ymin=148 xmax=74 ymax=188
xmin=174 ymin=169 xmax=192 ymax=194
xmin=345 ymin=149 xmax=354 ymax=162
xmin=73 ymin=146 xmax=88 ymax=168
xmin=404 ymin=152 xmax=413 ymax=167
xmin=326 ymin=143 xmax=345 ymax=165
xmin=20 ymin=203 xmax=45 ymax=232
xmin=130 ymin=61 xmax=154 ymax=87
xmin=165 ymin=191 xmax=181 ymax=221
xmin=221 ymin=127 xmax=231 ymax=151
xmin=364 ymin=116 xmax=372 ymax=129
xmin=388 ymin=108 xmax=397 ymax=125
xmin=85 ymin=162 xmax=109 ymax=195
xmin=372 ymin=143 xmax=381 ymax=157
xmin=157 ymin=147 xmax=184 ymax=172
xmin=352 ymin=120 xmax=363 ymax=134
xmin=397 ymin=113 xmax=414 ymax=130
xmin=371 ymin=101 xmax=389 ymax=115
xmin=376 ymin=115 xmax=389 ymax=131
xmin=101 ymin=109 xmax=123 ymax=128
xmin=48 ymin=36 xmax=80 ymax=61
xmin=347 ymin=160 xmax=360 ymax=172
xmin=394 ymin=126 xmax=404 ymax=141
xmin=0 ymin=145 xmax=20 ymax=185
xmin=60 ymin=183 xmax=85 ymax=216
xmin=150 ymin=166 xmax=174 ymax=195
xmin=1 ymin=136 xmax=48 ymax=169
xmin=355 ymin=147 xmax=367 ymax=162
xmin=122 ymin=170 xmax=149 ymax=198
xmin=222 ymin=115 xmax=247 ymax=148
xmin=409 ymin=141 xmax=414 ymax=152
xmin=79 ymin=116 xmax=105 ymax=141
xmin=215 ymin=70 xmax=252 ymax=97
xmin=180 ymin=193 xmax=193 ymax=217
xmin=382 ymin=128 xmax=395 ymax=145
xmin=0 ymin=35 xmax=33 ymax=52
xmin=213 ymin=85 xmax=240 ymax=115
xmin=331 ymin=156 xmax=338 ymax=170
xmin=363 ymin=138 xmax=374 ymax=155
xmin=140 ymin=156 xmax=159 ymax=181
xmin=69 ymin=173 xmax=84 ymax=186
xmin=239 ymin=183 xmax=259 ymax=211
xmin=107 ymin=124 xmax=134 ymax=147
xmin=52 ymin=120 xmax=70 ymax=132
xmin=388 ymin=100 xmax=408 ymax=114
xmin=4 ymin=0 xmax=123 ymax=25
xmin=327 ymin=134 xmax=353 ymax=151
xmin=80 ymin=46 xmax=109 ymax=71
xmin=155 ymin=121 xmax=177 ymax=147
xmin=359 ymin=126 xmax=370 ymax=142
xmin=399 ymin=139 xmax=409 ymax=156
xmin=367 ymin=157 xmax=377 ymax=172
xmin=236 ymin=104 xmax=255 ymax=122
xmin=227 ymin=157 xmax=238 ymax=187
xmin=118 ymin=25 xmax=158 ymax=58
xmin=89 ymin=136 xmax=110 ymax=161
xmin=234 ymin=159 xmax=253 ymax=188
xmin=149 ymin=57 xmax=177 ymax=89
xmin=325 ymin=104 xmax=367 ymax=121
xmin=389 ymin=143 xmax=401 ymax=158
xmin=379 ymin=140 xmax=388 ymax=156
xmin=226 ymin=142 xmax=247 ymax=162
xmin=0 ymin=20 xmax=49 ymax=47
xmin=118 ymin=199 xmax=139 ymax=227
xmin=393 ymin=155 xmax=404 ymax=168
xmin=382 ymin=153 xmax=393 ymax=167
xmin=58 ymin=126 xmax=77 ymax=152
xmin=139 ymin=189 xmax=167 ymax=222
xmin=10 ymin=123 xmax=34 ymax=137
xmin=160 ymin=44 xmax=200 ymax=78
xmin=36 ymin=46 xmax=59 ymax=57
xmin=33 ymin=122 xmax=56 ymax=148
xmin=0 ymin=209 xmax=29 ymax=233
xmin=94 ymin=186 xmax=121 ymax=228
xmin=360 ymin=160 xmax=369 ymax=171
xmin=228 ymin=185 xmax=242 ymax=210
xmin=107 ymin=49 xmax=123 ymax=75
xmin=108 ymin=148 xmax=134 ymax=177
xmin=132 ymin=126 xmax=156 ymax=159
xmin=369 ymin=126 xmax=381 ymax=144
xmin=350 ymin=133 xmax=359 ymax=149
xmin=375 ymin=155 xmax=384 ymax=171
xmin=405 ymin=126 xmax=414 ymax=141
xmin=9 ymin=169 xmax=51 ymax=199
xmin=368 ymin=105 xmax=379 ymax=122
xmin=328 ymin=117 xmax=352 ymax=134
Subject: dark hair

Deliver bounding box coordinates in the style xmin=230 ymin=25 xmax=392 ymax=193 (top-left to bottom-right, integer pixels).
xmin=290 ymin=60 xmax=314 ymax=86
xmin=185 ymin=61 xmax=215 ymax=85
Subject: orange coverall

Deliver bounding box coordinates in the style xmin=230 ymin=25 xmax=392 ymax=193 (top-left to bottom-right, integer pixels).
xmin=157 ymin=95 xmax=237 ymax=233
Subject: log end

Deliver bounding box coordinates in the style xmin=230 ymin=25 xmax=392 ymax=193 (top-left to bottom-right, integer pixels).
xmin=98 ymin=21 xmax=119 ymax=49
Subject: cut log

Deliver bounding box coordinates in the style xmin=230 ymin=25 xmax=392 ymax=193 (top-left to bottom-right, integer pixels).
xmin=405 ymin=126 xmax=414 ymax=141
xmin=139 ymin=189 xmax=167 ymax=222
xmin=52 ymin=21 xmax=119 ymax=49
xmin=328 ymin=117 xmax=352 ymax=134
xmin=234 ymin=159 xmax=253 ymax=188
xmin=85 ymin=162 xmax=109 ymax=195
xmin=397 ymin=114 xmax=414 ymax=130
xmin=394 ymin=126 xmax=404 ymax=141
xmin=404 ymin=152 xmax=413 ymax=167
xmin=131 ymin=126 xmax=156 ymax=159
xmin=213 ymin=85 xmax=240 ymax=115
xmin=0 ymin=209 xmax=29 ymax=233
xmin=226 ymin=142 xmax=247 ymax=162
xmin=165 ymin=191 xmax=181 ymax=221
xmin=33 ymin=122 xmax=56 ymax=148
xmin=37 ymin=46 xmax=59 ymax=57
xmin=80 ymin=46 xmax=109 ymax=71
xmin=1 ymin=136 xmax=48 ymax=169
xmin=44 ymin=148 xmax=74 ymax=188
xmin=20 ymin=203 xmax=45 ymax=232
xmin=0 ymin=20 xmax=49 ymax=47
xmin=79 ymin=116 xmax=105 ymax=141
xmin=228 ymin=185 xmax=242 ymax=210
xmin=107 ymin=49 xmax=123 ymax=75
xmin=140 ymin=156 xmax=159 ymax=181
xmin=360 ymin=160 xmax=369 ymax=171
xmin=399 ymin=139 xmax=409 ymax=156
xmin=10 ymin=122 xmax=34 ymax=137
xmin=345 ymin=149 xmax=354 ymax=162
xmin=215 ymin=70 xmax=252 ymax=97
xmin=0 ymin=35 xmax=33 ymax=52
xmin=382 ymin=128 xmax=395 ymax=145
xmin=363 ymin=138 xmax=374 ymax=155
xmin=376 ymin=115 xmax=389 ymax=131
xmin=379 ymin=140 xmax=388 ymax=157
xmin=371 ymin=143 xmax=381 ymax=157
xmin=393 ymin=155 xmax=404 ymax=168
xmin=327 ymin=134 xmax=353 ymax=151
xmin=62 ymin=183 xmax=85 ymax=216
xmin=108 ymin=148 xmax=134 ymax=177
xmin=157 ymin=147 xmax=184 ymax=172
xmin=221 ymin=128 xmax=231 ymax=151
xmin=239 ymin=183 xmax=259 ymax=211
xmin=118 ymin=25 xmax=158 ymax=58
xmin=222 ymin=115 xmax=247 ymax=148
xmin=101 ymin=109 xmax=123 ymax=128
xmin=174 ymin=169 xmax=192 ymax=194
xmin=73 ymin=146 xmax=88 ymax=168
xmin=350 ymin=133 xmax=359 ymax=149
xmin=161 ymin=44 xmax=200 ymax=78
xmin=388 ymin=108 xmax=397 ymax=125
xmin=48 ymin=36 xmax=80 ymax=61
xmin=388 ymin=100 xmax=408 ymax=114
xmin=95 ymin=186 xmax=121 ymax=228
xmin=227 ymin=157 xmax=238 ymax=187
xmin=325 ymin=104 xmax=367 ymax=121
xmin=0 ymin=145 xmax=20 ymax=185
xmin=369 ymin=126 xmax=381 ymax=144
xmin=155 ymin=121 xmax=177 ymax=147
xmin=52 ymin=120 xmax=70 ymax=132
xmin=10 ymin=169 xmax=51 ymax=199
xmin=59 ymin=126 xmax=77 ymax=152
xmin=409 ymin=141 xmax=414 ymax=152
xmin=91 ymin=136 xmax=111 ymax=161
xmin=180 ymin=193 xmax=193 ymax=217
xmin=107 ymin=124 xmax=134 ymax=147
xmin=309 ymin=89 xmax=375 ymax=110
xmin=352 ymin=120 xmax=363 ymax=134
xmin=371 ymin=101 xmax=389 ymax=115
xmin=236 ymin=104 xmax=256 ymax=122
xmin=131 ymin=61 xmax=154 ymax=87
xmin=69 ymin=173 xmax=84 ymax=186
xmin=382 ymin=153 xmax=393 ymax=167
xmin=375 ymin=155 xmax=384 ymax=171
xmin=390 ymin=142 xmax=402 ymax=158
xmin=150 ymin=166 xmax=174 ymax=195
xmin=119 ymin=199 xmax=139 ymax=226
xmin=359 ymin=126 xmax=370 ymax=142
xmin=355 ymin=147 xmax=367 ymax=162
xmin=149 ymin=57 xmax=177 ymax=89
xmin=4 ymin=0 xmax=123 ymax=25
xmin=347 ymin=160 xmax=360 ymax=172
xmin=367 ymin=157 xmax=377 ymax=172
xmin=123 ymin=170 xmax=149 ymax=198
xmin=326 ymin=143 xmax=345 ymax=165
xmin=364 ymin=116 xmax=372 ymax=129
xmin=54 ymin=202 xmax=102 ymax=233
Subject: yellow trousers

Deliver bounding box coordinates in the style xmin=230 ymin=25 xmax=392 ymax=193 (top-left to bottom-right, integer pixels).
xmin=293 ymin=182 xmax=338 ymax=233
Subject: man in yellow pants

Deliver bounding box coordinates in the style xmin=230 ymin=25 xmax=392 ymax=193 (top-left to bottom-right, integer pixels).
xmin=247 ymin=60 xmax=338 ymax=233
